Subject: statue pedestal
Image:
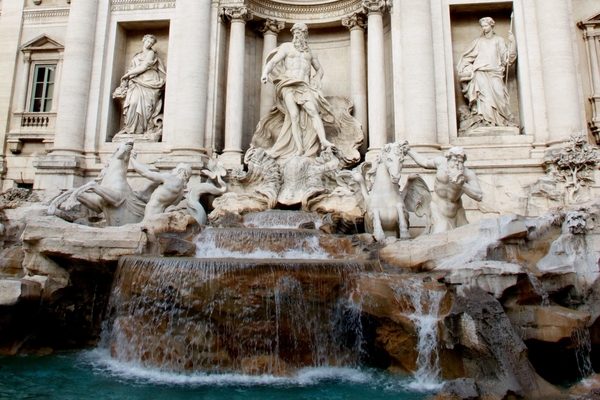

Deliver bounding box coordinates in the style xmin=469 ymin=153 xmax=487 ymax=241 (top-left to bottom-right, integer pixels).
xmin=460 ymin=126 xmax=520 ymax=137
xmin=112 ymin=131 xmax=162 ymax=143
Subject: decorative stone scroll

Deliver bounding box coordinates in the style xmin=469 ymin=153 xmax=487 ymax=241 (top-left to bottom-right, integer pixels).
xmin=220 ymin=5 xmax=253 ymax=22
xmin=361 ymin=0 xmax=391 ymax=15
xmin=341 ymin=11 xmax=366 ymax=30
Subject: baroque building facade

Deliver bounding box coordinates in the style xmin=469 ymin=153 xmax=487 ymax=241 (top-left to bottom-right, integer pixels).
xmin=0 ymin=0 xmax=598 ymax=219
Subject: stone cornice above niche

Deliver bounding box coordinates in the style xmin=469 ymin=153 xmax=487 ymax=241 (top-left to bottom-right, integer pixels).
xmin=245 ymin=0 xmax=363 ymax=24
xmin=111 ymin=0 xmax=176 ymax=12
xmin=23 ymin=6 xmax=70 ymax=25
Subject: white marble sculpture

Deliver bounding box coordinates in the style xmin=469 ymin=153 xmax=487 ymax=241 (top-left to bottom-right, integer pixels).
xmin=457 ymin=17 xmax=517 ymax=133
xmin=407 ymin=146 xmax=483 ymax=234
xmin=129 ymin=153 xmax=192 ymax=220
xmin=351 ymin=141 xmax=430 ymax=241
xmin=252 ymin=23 xmax=362 ymax=167
xmin=186 ymin=158 xmax=227 ymax=226
xmin=277 ymin=147 xmax=340 ymax=208
xmin=48 ymin=142 xmax=146 ymax=226
xmin=210 ymin=147 xmax=282 ymax=220
xmin=113 ymin=34 xmax=166 ymax=142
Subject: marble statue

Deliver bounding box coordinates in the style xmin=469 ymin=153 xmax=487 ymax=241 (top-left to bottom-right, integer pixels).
xmin=113 ymin=34 xmax=166 ymax=142
xmin=186 ymin=158 xmax=227 ymax=226
xmin=457 ymin=17 xmax=517 ymax=133
xmin=210 ymin=147 xmax=282 ymax=220
xmin=351 ymin=141 xmax=430 ymax=241
xmin=407 ymin=146 xmax=483 ymax=234
xmin=277 ymin=147 xmax=340 ymax=208
xmin=129 ymin=152 xmax=192 ymax=220
xmin=252 ymin=23 xmax=363 ymax=167
xmin=48 ymin=142 xmax=146 ymax=226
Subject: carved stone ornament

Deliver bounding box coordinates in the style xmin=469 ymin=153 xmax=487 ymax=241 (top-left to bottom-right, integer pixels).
xmin=259 ymin=18 xmax=285 ymax=35
xmin=220 ymin=6 xmax=253 ymax=22
xmin=547 ymin=134 xmax=600 ymax=204
xmin=341 ymin=12 xmax=366 ymax=30
xmin=361 ymin=0 xmax=391 ymax=15
xmin=247 ymin=0 xmax=363 ymax=24
xmin=210 ymin=147 xmax=282 ymax=221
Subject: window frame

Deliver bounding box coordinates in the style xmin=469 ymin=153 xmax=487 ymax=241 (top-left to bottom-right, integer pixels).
xmin=29 ymin=63 xmax=57 ymax=113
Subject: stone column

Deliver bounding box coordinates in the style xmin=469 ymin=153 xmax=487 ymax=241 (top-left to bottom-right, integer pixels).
xmin=34 ymin=0 xmax=99 ymax=189
xmin=363 ymin=0 xmax=390 ymax=160
xmin=536 ymin=0 xmax=584 ymax=145
xmin=17 ymin=53 xmax=32 ymax=113
xmin=396 ymin=0 xmax=437 ymax=150
xmin=220 ymin=6 xmax=252 ymax=168
xmin=258 ymin=19 xmax=285 ymax=119
xmin=50 ymin=0 xmax=99 ymax=155
xmin=579 ymin=17 xmax=600 ymax=142
xmin=0 ymin=0 xmax=25 ymax=178
xmin=164 ymin=0 xmax=212 ymax=156
xmin=342 ymin=12 xmax=368 ymax=148
xmin=51 ymin=54 xmax=64 ymax=113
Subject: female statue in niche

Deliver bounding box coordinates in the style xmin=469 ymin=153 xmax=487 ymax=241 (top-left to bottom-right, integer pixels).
xmin=113 ymin=34 xmax=166 ymax=140
xmin=457 ymin=17 xmax=517 ymax=133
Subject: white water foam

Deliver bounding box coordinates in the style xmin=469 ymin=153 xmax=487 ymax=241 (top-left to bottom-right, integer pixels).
xmin=393 ymin=280 xmax=444 ymax=392
xmin=81 ymin=349 xmax=371 ymax=387
xmin=195 ymin=234 xmax=331 ymax=260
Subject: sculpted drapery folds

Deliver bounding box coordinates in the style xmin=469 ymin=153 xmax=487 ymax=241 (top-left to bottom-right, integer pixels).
xmin=252 ymin=23 xmax=362 ymax=167
xmin=113 ymin=34 xmax=166 ymax=138
xmin=457 ymin=17 xmax=517 ymax=132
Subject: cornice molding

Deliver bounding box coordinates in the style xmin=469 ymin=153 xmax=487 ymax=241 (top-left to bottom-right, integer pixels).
xmin=111 ymin=0 xmax=176 ymax=12
xmin=246 ymin=0 xmax=363 ymax=23
xmin=23 ymin=6 xmax=69 ymax=24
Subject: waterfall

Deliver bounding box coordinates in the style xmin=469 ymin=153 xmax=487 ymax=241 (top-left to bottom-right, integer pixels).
xmin=243 ymin=210 xmax=324 ymax=229
xmin=572 ymin=327 xmax=593 ymax=379
xmin=194 ymin=228 xmax=355 ymax=260
xmin=102 ymin=256 xmax=374 ymax=374
xmin=526 ymin=273 xmax=550 ymax=306
xmin=394 ymin=279 xmax=444 ymax=390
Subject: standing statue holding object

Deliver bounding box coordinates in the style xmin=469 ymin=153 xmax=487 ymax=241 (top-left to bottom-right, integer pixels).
xmin=113 ymin=34 xmax=166 ymax=140
xmin=457 ymin=16 xmax=517 ymax=132
xmin=407 ymin=146 xmax=483 ymax=233
xmin=255 ymin=23 xmax=335 ymax=159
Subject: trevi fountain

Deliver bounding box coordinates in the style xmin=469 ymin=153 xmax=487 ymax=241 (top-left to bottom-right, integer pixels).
xmin=0 ymin=0 xmax=600 ymax=399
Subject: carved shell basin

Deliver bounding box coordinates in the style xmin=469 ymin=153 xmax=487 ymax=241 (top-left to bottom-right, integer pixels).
xmin=246 ymin=0 xmax=363 ymax=24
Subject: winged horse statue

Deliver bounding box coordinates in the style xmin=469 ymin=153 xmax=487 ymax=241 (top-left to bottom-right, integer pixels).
xmin=351 ymin=141 xmax=431 ymax=241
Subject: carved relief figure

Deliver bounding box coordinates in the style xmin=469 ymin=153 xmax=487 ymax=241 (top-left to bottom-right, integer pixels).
xmin=253 ymin=23 xmax=363 ymax=167
xmin=129 ymin=153 xmax=192 ymax=220
xmin=113 ymin=34 xmax=166 ymax=140
xmin=457 ymin=17 xmax=517 ymax=132
xmin=407 ymin=146 xmax=482 ymax=234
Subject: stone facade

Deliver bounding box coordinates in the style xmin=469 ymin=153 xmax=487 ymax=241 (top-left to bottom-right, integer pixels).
xmin=0 ymin=0 xmax=599 ymax=221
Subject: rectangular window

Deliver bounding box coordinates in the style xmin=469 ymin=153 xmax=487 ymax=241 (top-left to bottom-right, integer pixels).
xmin=29 ymin=64 xmax=56 ymax=112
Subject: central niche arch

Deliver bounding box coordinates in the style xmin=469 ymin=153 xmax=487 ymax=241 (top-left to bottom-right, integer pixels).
xmin=247 ymin=0 xmax=363 ymax=24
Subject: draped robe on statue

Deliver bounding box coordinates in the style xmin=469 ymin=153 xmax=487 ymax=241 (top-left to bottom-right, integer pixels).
xmin=252 ymin=47 xmax=362 ymax=167
xmin=121 ymin=52 xmax=166 ymax=135
xmin=457 ymin=34 xmax=516 ymax=128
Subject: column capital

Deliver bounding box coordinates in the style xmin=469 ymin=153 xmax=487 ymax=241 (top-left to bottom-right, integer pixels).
xmin=342 ymin=12 xmax=367 ymax=31
xmin=259 ymin=19 xmax=285 ymax=35
xmin=362 ymin=0 xmax=391 ymax=15
xmin=220 ymin=5 xmax=253 ymax=23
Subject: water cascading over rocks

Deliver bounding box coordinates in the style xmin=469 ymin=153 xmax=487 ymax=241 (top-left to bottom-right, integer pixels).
xmin=102 ymin=224 xmax=380 ymax=375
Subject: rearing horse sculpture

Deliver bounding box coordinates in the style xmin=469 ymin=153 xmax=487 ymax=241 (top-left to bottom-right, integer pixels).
xmin=352 ymin=141 xmax=430 ymax=241
xmin=49 ymin=142 xmax=148 ymax=226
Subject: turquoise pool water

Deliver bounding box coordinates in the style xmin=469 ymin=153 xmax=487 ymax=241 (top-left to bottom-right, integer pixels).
xmin=0 ymin=350 xmax=433 ymax=400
